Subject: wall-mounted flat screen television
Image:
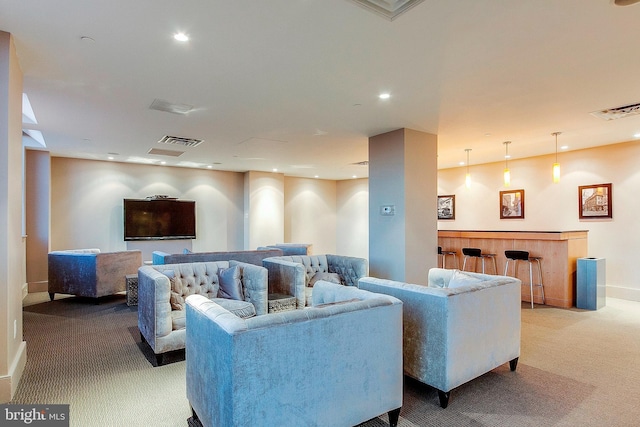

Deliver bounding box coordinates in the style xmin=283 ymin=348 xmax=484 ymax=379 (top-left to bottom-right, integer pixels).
xmin=124 ymin=198 xmax=196 ymax=241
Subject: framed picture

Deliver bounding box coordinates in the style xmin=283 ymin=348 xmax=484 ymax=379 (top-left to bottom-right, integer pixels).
xmin=500 ymin=189 xmax=525 ymax=219
xmin=579 ymin=183 xmax=612 ymax=219
xmin=438 ymin=195 xmax=455 ymax=220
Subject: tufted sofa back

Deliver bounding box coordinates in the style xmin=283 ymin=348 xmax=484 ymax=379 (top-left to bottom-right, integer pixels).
xmin=151 ymin=261 xmax=227 ymax=301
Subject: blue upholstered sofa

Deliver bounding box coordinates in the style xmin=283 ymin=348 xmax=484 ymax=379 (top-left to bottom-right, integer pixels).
xmin=137 ymin=260 xmax=268 ymax=365
xmin=185 ymin=281 xmax=403 ymax=427
xmin=151 ymin=248 xmax=282 ymax=265
xmin=262 ymin=254 xmax=368 ymax=308
xmin=359 ymin=268 xmax=522 ymax=408
xmin=48 ymin=249 xmax=142 ymax=301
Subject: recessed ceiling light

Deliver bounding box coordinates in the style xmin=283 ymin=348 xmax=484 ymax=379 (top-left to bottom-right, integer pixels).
xmin=352 ymin=175 xmax=357 ymax=179
xmin=314 ymin=175 xmax=319 ymax=178
xmin=379 ymin=93 xmax=390 ymax=100
xmin=160 ymin=161 xmax=167 ymax=165
xmin=272 ymin=168 xmax=278 ymax=172
xmin=207 ymin=165 xmax=213 ymax=169
xmin=459 ymin=161 xmax=465 ymax=166
xmin=107 ymin=156 xmax=114 ymax=160
xmin=560 ymin=145 xmax=569 ymax=150
xmin=634 ymin=133 xmax=640 ymax=138
xmin=80 ymin=36 xmax=95 ymax=43
xmin=174 ymin=32 xmax=189 ymax=42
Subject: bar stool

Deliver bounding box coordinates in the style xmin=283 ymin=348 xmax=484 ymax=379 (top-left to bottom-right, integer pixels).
xmin=437 ymin=246 xmax=458 ymax=269
xmin=504 ymin=250 xmax=545 ymax=309
xmin=461 ymin=247 xmax=497 ymax=274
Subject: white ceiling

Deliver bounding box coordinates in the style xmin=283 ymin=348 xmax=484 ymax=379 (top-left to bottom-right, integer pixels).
xmin=2 ymin=0 xmax=640 ymax=180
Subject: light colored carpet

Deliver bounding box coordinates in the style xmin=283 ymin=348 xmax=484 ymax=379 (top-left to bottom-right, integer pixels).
xmin=11 ymin=293 xmax=640 ymax=427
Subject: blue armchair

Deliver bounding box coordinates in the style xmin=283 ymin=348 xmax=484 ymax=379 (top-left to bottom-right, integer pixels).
xmin=185 ymin=281 xmax=403 ymax=427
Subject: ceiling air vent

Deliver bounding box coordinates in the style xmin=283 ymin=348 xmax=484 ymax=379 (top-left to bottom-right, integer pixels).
xmin=149 ymin=99 xmax=194 ymax=115
xmin=147 ymin=148 xmax=184 ymax=157
xmin=158 ymin=135 xmax=203 ymax=148
xmin=351 ymin=160 xmax=369 ymax=166
xmin=591 ymin=102 xmax=640 ymax=121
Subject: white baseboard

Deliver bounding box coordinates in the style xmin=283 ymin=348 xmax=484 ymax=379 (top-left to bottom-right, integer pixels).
xmin=0 ymin=341 xmax=27 ymax=403
xmin=606 ymin=285 xmax=640 ymax=302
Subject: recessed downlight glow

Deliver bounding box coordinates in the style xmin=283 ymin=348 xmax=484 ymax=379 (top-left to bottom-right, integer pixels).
xmin=379 ymin=93 xmax=390 ymax=99
xmin=174 ymin=32 xmax=189 ymax=42
xmin=272 ymin=168 xmax=278 ymax=172
xmin=560 ymin=145 xmax=569 ymax=150
xmin=160 ymin=161 xmax=167 ymax=165
xmin=107 ymin=156 xmax=114 ymax=160
xmin=352 ymin=175 xmax=357 ymax=178
xmin=634 ymin=133 xmax=640 ymax=138
xmin=207 ymin=165 xmax=213 ymax=169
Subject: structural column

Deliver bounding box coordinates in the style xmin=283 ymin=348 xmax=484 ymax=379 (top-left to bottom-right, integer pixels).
xmin=0 ymin=30 xmax=27 ymax=403
xmin=369 ymin=128 xmax=438 ymax=283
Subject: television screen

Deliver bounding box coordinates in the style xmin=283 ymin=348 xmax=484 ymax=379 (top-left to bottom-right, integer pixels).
xmin=124 ymin=198 xmax=196 ymax=241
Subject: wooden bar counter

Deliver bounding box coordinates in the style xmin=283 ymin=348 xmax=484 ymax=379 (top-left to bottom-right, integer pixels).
xmin=438 ymin=230 xmax=588 ymax=308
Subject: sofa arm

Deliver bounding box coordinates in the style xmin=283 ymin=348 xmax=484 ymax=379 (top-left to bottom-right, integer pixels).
xmin=326 ymin=254 xmax=368 ymax=286
xmin=95 ymin=250 xmax=142 ymax=297
xmin=359 ymin=276 xmax=521 ymax=393
xmin=262 ymin=258 xmax=306 ymax=308
xmin=229 ymin=261 xmax=268 ymax=315
xmin=137 ymin=266 xmax=173 ymax=349
xmin=152 ymin=251 xmax=170 ymax=265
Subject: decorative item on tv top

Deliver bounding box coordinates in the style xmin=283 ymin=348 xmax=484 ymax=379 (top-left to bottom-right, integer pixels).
xmin=578 ymin=183 xmax=612 ymax=219
xmin=500 ymin=189 xmax=525 ymax=219
xmin=438 ymin=195 xmax=455 ymax=220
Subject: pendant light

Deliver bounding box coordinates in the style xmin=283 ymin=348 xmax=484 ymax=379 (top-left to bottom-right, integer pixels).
xmin=465 ymin=148 xmax=472 ymax=188
xmin=503 ymin=141 xmax=511 ymax=187
xmin=552 ymin=132 xmax=561 ymax=183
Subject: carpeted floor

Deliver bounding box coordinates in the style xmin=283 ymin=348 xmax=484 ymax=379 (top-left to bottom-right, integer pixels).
xmin=10 ymin=293 xmax=640 ymax=426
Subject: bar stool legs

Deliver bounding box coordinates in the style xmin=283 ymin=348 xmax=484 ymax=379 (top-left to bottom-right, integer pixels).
xmin=504 ymin=250 xmax=545 ymax=308
xmin=461 ymin=248 xmax=497 ymax=274
xmin=438 ymin=247 xmax=458 ymax=269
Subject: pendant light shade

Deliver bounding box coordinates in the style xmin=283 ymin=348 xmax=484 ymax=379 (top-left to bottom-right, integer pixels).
xmin=552 ymin=132 xmax=561 ymax=183
xmin=503 ymin=141 xmax=511 ymax=187
xmin=465 ymin=148 xmax=472 ymax=188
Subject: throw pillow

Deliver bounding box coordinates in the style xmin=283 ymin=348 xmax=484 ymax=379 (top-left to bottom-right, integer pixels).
xmin=308 ymin=272 xmax=342 ymax=287
xmin=218 ymin=265 xmax=244 ymax=301
xmin=447 ymin=270 xmax=483 ymax=289
xmin=164 ymin=270 xmax=185 ymax=310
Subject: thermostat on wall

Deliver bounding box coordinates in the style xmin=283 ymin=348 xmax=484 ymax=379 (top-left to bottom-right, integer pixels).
xmin=380 ymin=205 xmax=395 ymax=216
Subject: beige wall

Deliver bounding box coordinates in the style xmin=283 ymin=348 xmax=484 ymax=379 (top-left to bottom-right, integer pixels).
xmin=438 ymin=139 xmax=640 ymax=301
xmin=50 ymin=157 xmax=245 ymax=260
xmin=0 ymin=31 xmax=27 ymax=403
xmin=284 ymin=177 xmax=337 ymax=254
xmin=25 ymin=150 xmax=49 ymax=289
xmin=244 ymin=171 xmax=285 ymax=249
xmin=336 ymin=178 xmax=368 ymax=259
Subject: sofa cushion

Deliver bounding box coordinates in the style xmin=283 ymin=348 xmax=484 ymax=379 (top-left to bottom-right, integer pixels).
xmin=447 ymin=270 xmax=483 ymax=288
xmin=212 ymin=298 xmax=256 ymax=319
xmin=218 ymin=265 xmax=244 ymax=300
xmin=165 ymin=271 xmax=185 ymax=311
xmin=308 ymin=272 xmax=342 ymax=287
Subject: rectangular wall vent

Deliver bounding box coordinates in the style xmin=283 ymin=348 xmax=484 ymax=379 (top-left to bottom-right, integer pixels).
xmin=158 ymin=135 xmax=203 ymax=148
xmin=591 ymin=102 xmax=640 ymax=121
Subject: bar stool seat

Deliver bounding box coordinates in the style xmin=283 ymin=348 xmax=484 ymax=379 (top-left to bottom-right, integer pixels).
xmin=504 ymin=250 xmax=545 ymax=309
xmin=438 ymin=246 xmax=458 ymax=269
xmin=461 ymin=247 xmax=497 ymax=274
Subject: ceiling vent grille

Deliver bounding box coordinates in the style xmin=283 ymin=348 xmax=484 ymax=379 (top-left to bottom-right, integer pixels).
xmin=158 ymin=135 xmax=203 ymax=148
xmin=351 ymin=160 xmax=369 ymax=166
xmin=147 ymin=148 xmax=184 ymax=157
xmin=591 ymin=102 xmax=640 ymax=121
xmin=149 ymin=99 xmax=194 ymax=115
